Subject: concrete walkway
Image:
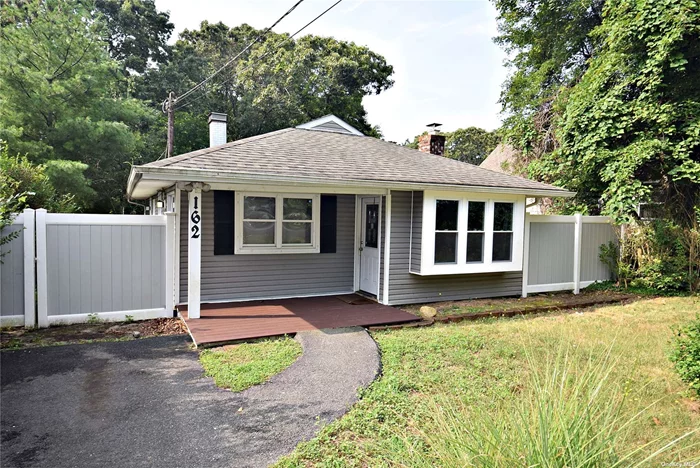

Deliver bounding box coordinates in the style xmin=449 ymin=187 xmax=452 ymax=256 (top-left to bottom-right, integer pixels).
xmin=1 ymin=327 xmax=380 ymax=468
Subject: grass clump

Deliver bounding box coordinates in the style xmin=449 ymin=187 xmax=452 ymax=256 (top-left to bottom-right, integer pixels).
xmin=199 ymin=336 xmax=302 ymax=392
xmin=398 ymin=344 xmax=695 ymax=467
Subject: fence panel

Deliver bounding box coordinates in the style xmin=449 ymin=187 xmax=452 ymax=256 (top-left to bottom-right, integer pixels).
xmin=37 ymin=212 xmax=171 ymax=325
xmin=523 ymin=215 xmax=616 ymax=296
xmin=0 ymin=210 xmax=35 ymax=327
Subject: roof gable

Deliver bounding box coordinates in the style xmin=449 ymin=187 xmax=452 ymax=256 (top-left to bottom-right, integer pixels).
xmin=295 ymin=115 xmax=364 ymax=136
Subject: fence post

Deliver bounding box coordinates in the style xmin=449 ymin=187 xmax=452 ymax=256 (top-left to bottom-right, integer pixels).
xmin=573 ymin=213 xmax=583 ymax=294
xmin=35 ymin=209 xmax=49 ymax=328
xmin=522 ymin=213 xmax=531 ymax=298
xmin=164 ymin=212 xmax=175 ymax=315
xmin=23 ymin=209 xmax=36 ymax=327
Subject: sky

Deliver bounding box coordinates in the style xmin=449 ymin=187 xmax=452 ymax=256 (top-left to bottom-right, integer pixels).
xmin=154 ymin=0 xmax=509 ymax=143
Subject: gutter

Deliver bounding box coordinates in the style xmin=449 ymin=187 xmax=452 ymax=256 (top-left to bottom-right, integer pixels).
xmin=127 ymin=166 xmax=576 ymax=199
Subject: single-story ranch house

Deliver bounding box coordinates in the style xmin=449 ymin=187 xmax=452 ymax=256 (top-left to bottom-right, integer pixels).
xmin=127 ymin=114 xmax=573 ymax=319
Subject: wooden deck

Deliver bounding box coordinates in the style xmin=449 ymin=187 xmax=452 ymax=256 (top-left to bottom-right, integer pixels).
xmin=179 ymin=295 xmax=418 ymax=346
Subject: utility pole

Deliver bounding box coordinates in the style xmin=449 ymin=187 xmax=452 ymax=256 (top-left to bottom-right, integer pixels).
xmin=165 ymin=91 xmax=175 ymax=158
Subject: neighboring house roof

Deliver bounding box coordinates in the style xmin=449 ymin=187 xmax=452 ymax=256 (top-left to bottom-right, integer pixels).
xmin=480 ymin=143 xmax=520 ymax=174
xmin=128 ymin=116 xmax=574 ymax=199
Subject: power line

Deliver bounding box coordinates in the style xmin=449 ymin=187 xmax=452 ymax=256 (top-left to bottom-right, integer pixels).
xmin=173 ymin=0 xmax=306 ymax=106
xmin=173 ymin=0 xmax=343 ymax=111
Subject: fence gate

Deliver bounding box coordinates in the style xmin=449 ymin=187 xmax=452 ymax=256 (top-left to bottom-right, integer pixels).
xmin=1 ymin=209 xmax=174 ymax=328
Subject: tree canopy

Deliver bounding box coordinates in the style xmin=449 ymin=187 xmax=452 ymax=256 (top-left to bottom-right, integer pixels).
xmin=0 ymin=2 xmax=394 ymax=212
xmin=494 ymin=0 xmax=699 ymax=224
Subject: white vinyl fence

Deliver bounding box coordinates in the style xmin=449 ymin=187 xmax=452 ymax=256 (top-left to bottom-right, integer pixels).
xmin=0 ymin=209 xmax=35 ymax=327
xmin=523 ymin=214 xmax=617 ymax=296
xmin=1 ymin=209 xmax=175 ymax=327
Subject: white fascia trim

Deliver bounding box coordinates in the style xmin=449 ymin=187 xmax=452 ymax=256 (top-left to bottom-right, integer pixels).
xmin=296 ymin=115 xmax=364 ymax=136
xmin=47 ymin=308 xmax=170 ymax=325
xmin=528 ymin=215 xmax=612 ymax=224
xmin=129 ymin=166 xmax=576 ymax=200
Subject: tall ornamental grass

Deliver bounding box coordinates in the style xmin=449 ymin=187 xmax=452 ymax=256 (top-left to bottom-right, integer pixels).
xmin=399 ymin=344 xmax=696 ymax=467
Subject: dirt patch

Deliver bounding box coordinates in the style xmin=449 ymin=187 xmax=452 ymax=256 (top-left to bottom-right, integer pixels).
xmin=1 ymin=318 xmax=188 ymax=350
xmin=400 ymin=290 xmax=639 ymax=320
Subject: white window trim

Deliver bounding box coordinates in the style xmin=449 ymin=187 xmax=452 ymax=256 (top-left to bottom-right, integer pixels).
xmin=234 ymin=192 xmax=321 ymax=254
xmin=465 ymin=200 xmax=488 ymax=264
xmin=420 ymin=190 xmax=525 ymax=275
xmin=433 ymin=198 xmax=460 ymax=265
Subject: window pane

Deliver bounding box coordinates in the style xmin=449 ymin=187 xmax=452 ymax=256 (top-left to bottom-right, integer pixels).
xmin=283 ymin=222 xmax=311 ymax=244
xmin=435 ymin=232 xmax=457 ymax=263
xmin=283 ymin=198 xmax=312 ymax=220
xmin=466 ymin=232 xmax=484 ymax=263
xmin=494 ymin=202 xmax=514 ymax=231
xmin=242 ymin=221 xmax=275 ymax=244
xmin=244 ymin=196 xmax=276 ymax=220
xmin=467 ymin=201 xmax=485 ymax=231
xmin=492 ymin=232 xmax=513 ymax=261
xmin=435 ymin=200 xmax=458 ymax=231
xmin=365 ymin=204 xmax=378 ymax=248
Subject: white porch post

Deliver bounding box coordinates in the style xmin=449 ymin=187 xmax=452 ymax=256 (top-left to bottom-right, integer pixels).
xmin=187 ymin=183 xmax=202 ymax=319
xmin=381 ymin=191 xmax=392 ymax=305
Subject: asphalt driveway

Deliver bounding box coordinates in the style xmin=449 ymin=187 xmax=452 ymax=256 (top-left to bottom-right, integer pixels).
xmin=1 ymin=329 xmax=380 ymax=468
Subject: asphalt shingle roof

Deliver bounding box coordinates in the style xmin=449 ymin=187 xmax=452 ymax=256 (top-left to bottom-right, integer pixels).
xmin=140 ymin=128 xmax=568 ymax=194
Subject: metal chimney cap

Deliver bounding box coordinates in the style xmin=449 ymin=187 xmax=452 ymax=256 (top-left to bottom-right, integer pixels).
xmin=426 ymin=123 xmax=442 ymax=128
xmin=208 ymin=112 xmax=227 ymax=124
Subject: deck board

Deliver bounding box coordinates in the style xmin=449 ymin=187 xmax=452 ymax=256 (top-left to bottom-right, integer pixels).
xmin=180 ymin=295 xmax=418 ymax=346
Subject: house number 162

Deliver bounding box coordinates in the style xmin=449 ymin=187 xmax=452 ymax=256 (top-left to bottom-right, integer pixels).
xmin=190 ymin=195 xmax=201 ymax=239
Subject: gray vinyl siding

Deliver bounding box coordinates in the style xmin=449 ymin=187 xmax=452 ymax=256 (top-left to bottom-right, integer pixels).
xmin=527 ymin=223 xmax=575 ymax=286
xmin=581 ymin=223 xmax=616 ymax=282
xmin=387 ymin=191 xmax=522 ymax=305
xmin=310 ymin=120 xmax=354 ymax=134
xmin=45 ymin=224 xmax=165 ymax=316
xmin=179 ymin=192 xmax=355 ymax=303
xmin=1 ymin=226 xmax=24 ymax=317
xmin=409 ymin=191 xmax=422 ymax=273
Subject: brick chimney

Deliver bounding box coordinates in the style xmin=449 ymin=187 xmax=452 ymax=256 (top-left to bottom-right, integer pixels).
xmin=418 ymin=123 xmax=445 ymax=156
xmin=208 ymin=112 xmax=227 ymax=147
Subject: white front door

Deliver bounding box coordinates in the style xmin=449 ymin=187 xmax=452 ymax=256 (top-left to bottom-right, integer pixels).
xmin=359 ymin=197 xmax=380 ymax=295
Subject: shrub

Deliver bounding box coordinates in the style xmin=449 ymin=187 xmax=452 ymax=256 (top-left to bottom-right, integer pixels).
xmin=604 ymin=218 xmax=700 ymax=293
xmin=670 ymin=315 xmax=700 ymax=398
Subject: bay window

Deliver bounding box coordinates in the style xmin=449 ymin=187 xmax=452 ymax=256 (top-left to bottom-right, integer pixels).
xmin=235 ymin=193 xmax=320 ymax=254
xmin=420 ymin=192 xmax=524 ymax=275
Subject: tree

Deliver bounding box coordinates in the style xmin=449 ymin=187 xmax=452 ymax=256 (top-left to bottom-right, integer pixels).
xmin=0 ymin=0 xmax=161 ymax=213
xmin=136 ymin=22 xmax=394 ymax=154
xmin=95 ymin=0 xmax=174 ymax=76
xmin=493 ymin=0 xmax=605 ymax=162
xmin=529 ymin=0 xmax=700 ymax=223
xmin=403 ymin=127 xmax=500 ymax=165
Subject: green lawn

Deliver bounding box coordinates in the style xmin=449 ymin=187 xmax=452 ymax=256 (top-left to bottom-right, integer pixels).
xmin=276 ymin=297 xmax=700 ymax=467
xmin=200 ymin=336 xmax=302 ymax=392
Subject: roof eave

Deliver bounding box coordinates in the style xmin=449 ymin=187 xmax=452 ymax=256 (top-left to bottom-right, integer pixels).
xmin=128 ymin=165 xmax=575 ymax=200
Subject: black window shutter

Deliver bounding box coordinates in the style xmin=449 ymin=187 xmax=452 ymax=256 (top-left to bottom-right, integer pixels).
xmin=320 ymin=195 xmax=337 ymax=254
xmin=214 ymin=191 xmax=235 ymax=255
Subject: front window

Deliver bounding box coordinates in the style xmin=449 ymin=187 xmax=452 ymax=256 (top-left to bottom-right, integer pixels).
xmin=236 ymin=193 xmax=320 ymax=254
xmin=435 ymin=199 xmax=458 ymax=263
xmin=466 ymin=201 xmax=485 ymax=263
xmin=423 ymin=194 xmax=523 ymax=274
xmin=492 ymin=202 xmax=513 ymax=261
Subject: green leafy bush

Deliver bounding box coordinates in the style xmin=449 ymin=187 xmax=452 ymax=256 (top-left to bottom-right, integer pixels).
xmin=670 ymin=315 xmax=700 ymax=397
xmin=606 ymin=219 xmax=700 ymax=293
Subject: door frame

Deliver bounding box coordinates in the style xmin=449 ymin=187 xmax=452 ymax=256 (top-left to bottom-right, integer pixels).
xmin=354 ymin=194 xmax=383 ymax=298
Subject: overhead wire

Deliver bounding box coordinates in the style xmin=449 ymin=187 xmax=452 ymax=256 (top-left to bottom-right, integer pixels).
xmin=172 ymin=0 xmax=344 ymax=112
